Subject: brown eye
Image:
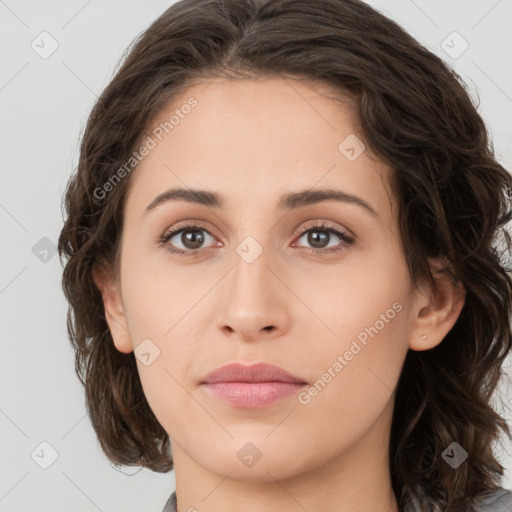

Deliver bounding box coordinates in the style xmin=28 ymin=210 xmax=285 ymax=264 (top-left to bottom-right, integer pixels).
xmin=294 ymin=222 xmax=355 ymax=254
xmin=160 ymin=224 xmax=216 ymax=255
xmin=175 ymin=228 xmax=205 ymax=250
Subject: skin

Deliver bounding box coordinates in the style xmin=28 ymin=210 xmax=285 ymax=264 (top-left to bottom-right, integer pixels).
xmin=93 ymin=77 xmax=466 ymax=512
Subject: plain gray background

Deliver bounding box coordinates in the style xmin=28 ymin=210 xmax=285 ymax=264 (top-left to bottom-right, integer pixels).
xmin=1 ymin=1 xmax=511 ymax=511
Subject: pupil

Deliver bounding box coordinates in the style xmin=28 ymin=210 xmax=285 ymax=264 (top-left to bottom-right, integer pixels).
xmin=309 ymin=230 xmax=328 ymax=248
xmin=183 ymin=230 xmax=204 ymax=249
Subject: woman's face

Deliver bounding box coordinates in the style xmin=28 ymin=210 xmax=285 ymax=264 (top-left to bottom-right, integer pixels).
xmin=97 ymin=77 xmax=452 ymax=482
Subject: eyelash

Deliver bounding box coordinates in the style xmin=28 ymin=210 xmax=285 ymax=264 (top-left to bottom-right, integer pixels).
xmin=157 ymin=221 xmax=355 ymax=257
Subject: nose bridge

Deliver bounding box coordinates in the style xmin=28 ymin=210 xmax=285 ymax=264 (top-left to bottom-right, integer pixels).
xmin=228 ymin=204 xmax=292 ymax=291
xmin=216 ymin=226 xmax=289 ymax=337
xmin=231 ymin=230 xmax=274 ymax=302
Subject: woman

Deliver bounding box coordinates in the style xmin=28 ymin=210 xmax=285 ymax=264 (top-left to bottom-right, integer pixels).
xmin=58 ymin=0 xmax=512 ymax=510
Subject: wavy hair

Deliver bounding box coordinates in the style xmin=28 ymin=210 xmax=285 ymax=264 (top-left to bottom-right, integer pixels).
xmin=57 ymin=0 xmax=512 ymax=510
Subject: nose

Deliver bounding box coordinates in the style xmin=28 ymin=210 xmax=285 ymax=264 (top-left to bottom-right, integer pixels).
xmin=216 ymin=244 xmax=290 ymax=342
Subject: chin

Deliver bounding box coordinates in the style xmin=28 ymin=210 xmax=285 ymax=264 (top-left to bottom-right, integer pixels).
xmin=189 ymin=437 xmax=309 ymax=482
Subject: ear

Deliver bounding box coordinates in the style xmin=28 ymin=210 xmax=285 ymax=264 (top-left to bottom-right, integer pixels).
xmin=92 ymin=264 xmax=134 ymax=354
xmin=408 ymin=258 xmax=466 ymax=351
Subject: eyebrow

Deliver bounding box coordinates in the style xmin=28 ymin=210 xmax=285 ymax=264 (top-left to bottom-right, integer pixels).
xmin=144 ymin=187 xmax=379 ymax=218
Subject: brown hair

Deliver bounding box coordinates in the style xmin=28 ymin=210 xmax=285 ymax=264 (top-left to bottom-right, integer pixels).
xmin=57 ymin=0 xmax=512 ymax=509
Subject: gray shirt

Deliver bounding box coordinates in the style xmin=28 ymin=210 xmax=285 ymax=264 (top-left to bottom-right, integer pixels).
xmin=162 ymin=487 xmax=512 ymax=511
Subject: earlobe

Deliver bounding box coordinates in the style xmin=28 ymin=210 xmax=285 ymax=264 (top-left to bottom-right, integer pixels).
xmin=92 ymin=264 xmax=134 ymax=354
xmin=408 ymin=261 xmax=466 ymax=352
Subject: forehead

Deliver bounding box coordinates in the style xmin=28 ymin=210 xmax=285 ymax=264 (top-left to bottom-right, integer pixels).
xmin=124 ymin=77 xmax=393 ymax=221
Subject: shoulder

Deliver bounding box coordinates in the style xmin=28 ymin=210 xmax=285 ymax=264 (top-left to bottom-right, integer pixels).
xmin=160 ymin=489 xmax=512 ymax=512
xmin=472 ymin=487 xmax=512 ymax=511
xmin=403 ymin=486 xmax=512 ymax=512
xmin=161 ymin=490 xmax=177 ymax=512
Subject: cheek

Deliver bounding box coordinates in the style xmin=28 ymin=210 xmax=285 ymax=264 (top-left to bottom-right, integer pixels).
xmin=118 ymin=262 xmax=200 ymax=419
xmin=295 ymin=254 xmax=409 ymax=405
xmin=121 ymin=247 xmax=200 ymax=342
xmin=131 ymin=334 xmax=196 ymax=434
xmin=295 ymin=253 xmax=408 ymax=347
xmin=291 ymin=299 xmax=408 ymax=464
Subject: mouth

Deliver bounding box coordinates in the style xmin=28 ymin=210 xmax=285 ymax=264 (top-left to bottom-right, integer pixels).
xmin=200 ymin=362 xmax=308 ymax=408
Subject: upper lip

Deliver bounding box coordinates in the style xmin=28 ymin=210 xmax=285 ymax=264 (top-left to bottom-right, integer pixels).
xmin=200 ymin=362 xmax=307 ymax=384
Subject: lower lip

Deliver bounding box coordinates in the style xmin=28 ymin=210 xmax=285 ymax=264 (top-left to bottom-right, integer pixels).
xmin=202 ymin=382 xmax=306 ymax=408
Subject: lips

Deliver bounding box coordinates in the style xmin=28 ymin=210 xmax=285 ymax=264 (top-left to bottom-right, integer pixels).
xmin=200 ymin=363 xmax=308 ymax=408
xmin=200 ymin=362 xmax=307 ymax=385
